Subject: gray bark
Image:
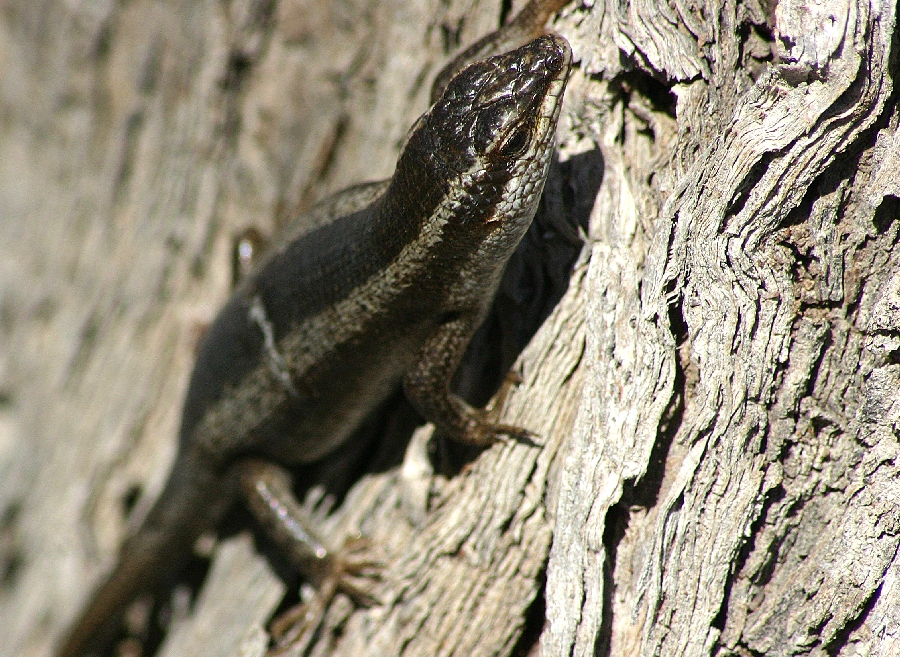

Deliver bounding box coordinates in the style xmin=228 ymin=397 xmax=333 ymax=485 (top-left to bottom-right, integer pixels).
xmin=1 ymin=1 xmax=898 ymax=656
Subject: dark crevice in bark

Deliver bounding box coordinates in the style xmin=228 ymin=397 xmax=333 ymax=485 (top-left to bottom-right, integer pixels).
xmin=885 ymin=345 xmax=900 ymax=365
xmin=856 ymin=193 xmax=900 ymax=343
xmin=0 ymin=501 xmax=23 ymax=590
xmin=136 ymin=38 xmax=162 ymax=94
xmin=624 ymin=299 xmax=688 ymax=509
xmin=809 ymin=154 xmax=856 ymax=202
xmin=776 ymin=152 xmax=868 ymax=312
xmin=596 ymin=503 xmax=629 ymax=657
xmin=801 ymin=322 xmax=834 ymax=418
xmin=219 ymin=0 xmax=277 ymax=141
xmin=824 ymin=579 xmax=884 ymax=656
xmin=92 ymin=16 xmax=113 ymax=60
xmin=499 ymin=0 xmax=514 ymax=27
xmin=780 ymin=187 xmax=817 ymax=232
xmin=711 ymin=483 xmax=786 ymax=643
xmin=737 ymin=16 xmax=775 ymax=82
xmin=510 ymin=569 xmax=547 ymax=657
xmin=438 ymin=16 xmax=464 ymax=54
xmin=63 ymin=311 xmax=101 ymax=389
xmin=219 ymin=49 xmax=254 ymax=140
xmin=112 ymin=110 xmax=146 ymax=206
xmin=221 ymin=49 xmax=254 ymax=93
xmin=871 ymin=194 xmax=900 ymax=236
xmin=613 ymin=71 xmax=678 ymax=121
xmin=292 ymin=114 xmax=352 ymax=218
xmin=724 ymin=152 xmax=776 ymax=221
xmin=122 ymin=484 xmax=142 ymax=517
xmin=749 ymin=485 xmax=789 ymax=588
xmin=748 ymin=486 xmax=790 ymax=590
xmin=818 ymin=52 xmax=871 ymax=127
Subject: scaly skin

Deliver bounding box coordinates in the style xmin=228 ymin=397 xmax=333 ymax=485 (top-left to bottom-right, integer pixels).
xmin=57 ymin=4 xmax=572 ymax=656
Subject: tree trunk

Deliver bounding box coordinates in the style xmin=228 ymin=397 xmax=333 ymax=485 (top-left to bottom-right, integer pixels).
xmin=1 ymin=1 xmax=898 ymax=656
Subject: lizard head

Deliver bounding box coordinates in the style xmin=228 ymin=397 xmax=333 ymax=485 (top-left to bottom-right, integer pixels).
xmin=431 ymin=32 xmax=572 ymax=180
xmin=392 ymin=34 xmax=572 ymax=260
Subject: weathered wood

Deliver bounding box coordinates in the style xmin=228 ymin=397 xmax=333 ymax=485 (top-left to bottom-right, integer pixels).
xmin=1 ymin=1 xmax=898 ymax=656
xmin=545 ymin=1 xmax=900 ymax=656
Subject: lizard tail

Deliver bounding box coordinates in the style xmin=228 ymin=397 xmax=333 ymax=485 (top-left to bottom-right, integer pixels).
xmin=57 ymin=451 xmax=236 ymax=657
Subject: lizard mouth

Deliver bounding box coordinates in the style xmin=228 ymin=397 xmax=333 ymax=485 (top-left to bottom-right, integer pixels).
xmin=526 ymin=34 xmax=572 ymax=148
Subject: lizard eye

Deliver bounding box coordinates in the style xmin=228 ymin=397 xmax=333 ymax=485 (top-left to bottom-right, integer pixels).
xmin=495 ymin=125 xmax=530 ymax=158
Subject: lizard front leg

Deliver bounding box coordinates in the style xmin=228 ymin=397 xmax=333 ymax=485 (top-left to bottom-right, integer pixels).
xmin=404 ymin=313 xmax=531 ymax=447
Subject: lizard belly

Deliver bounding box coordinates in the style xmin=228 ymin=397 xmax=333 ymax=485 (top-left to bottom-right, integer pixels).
xmin=250 ymin=321 xmax=430 ymax=464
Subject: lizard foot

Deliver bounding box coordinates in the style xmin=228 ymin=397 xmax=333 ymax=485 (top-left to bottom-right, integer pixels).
xmin=268 ymin=535 xmax=382 ymax=652
xmin=461 ymin=370 xmax=539 ymax=447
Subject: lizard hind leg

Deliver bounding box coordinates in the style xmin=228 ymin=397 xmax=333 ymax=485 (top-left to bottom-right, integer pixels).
xmin=236 ymin=459 xmax=381 ymax=645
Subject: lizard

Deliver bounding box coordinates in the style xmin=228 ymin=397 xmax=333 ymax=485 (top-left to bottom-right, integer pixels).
xmin=56 ymin=2 xmax=573 ymax=655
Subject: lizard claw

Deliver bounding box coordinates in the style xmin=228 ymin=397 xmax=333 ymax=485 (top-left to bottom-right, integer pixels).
xmin=463 ymin=419 xmax=540 ymax=448
xmin=268 ymin=535 xmax=383 ymax=651
xmin=490 ymin=423 xmax=540 ymax=447
xmin=461 ymin=370 xmax=540 ymax=447
xmin=330 ymin=535 xmax=383 ymax=606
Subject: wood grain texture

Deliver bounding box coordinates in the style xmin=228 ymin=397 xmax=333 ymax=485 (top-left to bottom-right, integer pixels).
xmin=545 ymin=1 xmax=900 ymax=656
xmin=2 ymin=1 xmax=899 ymax=656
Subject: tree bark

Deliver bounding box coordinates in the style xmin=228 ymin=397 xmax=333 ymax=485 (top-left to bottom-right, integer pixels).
xmin=1 ymin=1 xmax=898 ymax=657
